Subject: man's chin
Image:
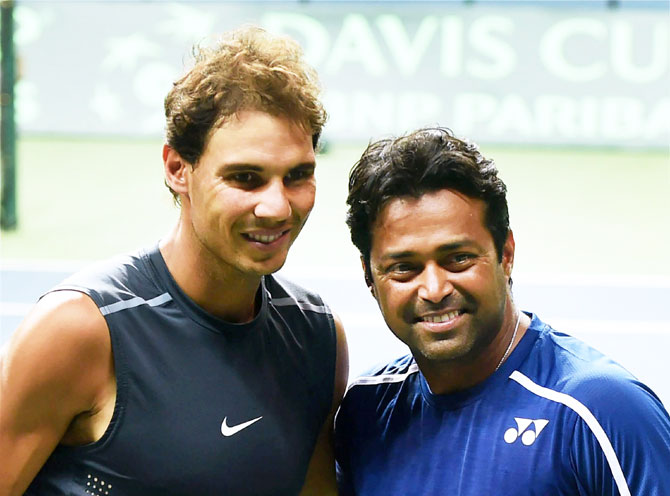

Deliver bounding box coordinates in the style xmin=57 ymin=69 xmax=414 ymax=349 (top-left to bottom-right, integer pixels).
xmin=413 ymin=340 xmax=470 ymax=363
xmin=246 ymin=255 xmax=288 ymax=277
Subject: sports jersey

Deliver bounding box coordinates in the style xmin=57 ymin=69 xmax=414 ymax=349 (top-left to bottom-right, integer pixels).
xmin=27 ymin=244 xmax=337 ymax=496
xmin=335 ymin=313 xmax=670 ymax=495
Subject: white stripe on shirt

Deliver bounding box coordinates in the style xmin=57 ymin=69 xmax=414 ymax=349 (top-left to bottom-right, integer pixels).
xmin=271 ymin=297 xmax=330 ymax=314
xmin=99 ymin=292 xmax=172 ymax=316
xmin=510 ymin=370 xmax=631 ymax=496
xmin=346 ymin=363 xmax=420 ymax=392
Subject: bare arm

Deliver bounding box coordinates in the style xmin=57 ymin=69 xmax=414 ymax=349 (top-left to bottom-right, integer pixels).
xmin=0 ymin=291 xmax=113 ymax=496
xmin=300 ymin=312 xmax=349 ymax=496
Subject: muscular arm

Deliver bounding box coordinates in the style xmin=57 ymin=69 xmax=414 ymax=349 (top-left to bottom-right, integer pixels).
xmin=299 ymin=312 xmax=349 ymax=496
xmin=0 ymin=291 xmax=114 ymax=496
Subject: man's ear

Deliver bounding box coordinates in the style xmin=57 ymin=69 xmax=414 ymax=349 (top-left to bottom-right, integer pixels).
xmin=361 ymin=256 xmax=377 ymax=300
xmin=502 ymin=230 xmax=515 ymax=281
xmin=163 ymin=144 xmax=190 ymax=197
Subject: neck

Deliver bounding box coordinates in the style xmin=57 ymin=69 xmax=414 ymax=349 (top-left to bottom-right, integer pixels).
xmin=418 ymin=302 xmax=528 ymax=395
xmin=159 ymin=223 xmax=261 ymax=323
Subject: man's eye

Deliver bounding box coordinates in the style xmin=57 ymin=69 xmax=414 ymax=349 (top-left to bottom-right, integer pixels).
xmin=387 ymin=263 xmax=417 ymax=279
xmin=447 ymin=253 xmax=475 ymax=271
xmin=285 ymin=167 xmax=314 ymax=184
xmin=232 ymin=172 xmax=255 ymax=183
xmin=228 ymin=172 xmax=262 ymax=188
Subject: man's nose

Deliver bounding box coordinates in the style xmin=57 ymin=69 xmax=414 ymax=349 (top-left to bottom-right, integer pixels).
xmin=254 ymin=179 xmax=291 ymax=221
xmin=417 ymin=262 xmax=453 ymax=303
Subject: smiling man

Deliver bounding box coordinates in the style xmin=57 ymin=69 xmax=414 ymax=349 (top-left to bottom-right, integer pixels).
xmin=0 ymin=27 xmax=347 ymax=495
xmin=335 ymin=127 xmax=670 ymax=495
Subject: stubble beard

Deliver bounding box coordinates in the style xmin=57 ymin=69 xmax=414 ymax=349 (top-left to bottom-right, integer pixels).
xmin=411 ymin=305 xmax=507 ymax=367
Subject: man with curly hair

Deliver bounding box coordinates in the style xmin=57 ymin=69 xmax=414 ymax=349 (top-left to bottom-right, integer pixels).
xmin=0 ymin=26 xmax=347 ymax=496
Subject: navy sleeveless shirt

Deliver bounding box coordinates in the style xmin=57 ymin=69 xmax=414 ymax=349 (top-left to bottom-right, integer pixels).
xmin=26 ymin=245 xmax=337 ymax=495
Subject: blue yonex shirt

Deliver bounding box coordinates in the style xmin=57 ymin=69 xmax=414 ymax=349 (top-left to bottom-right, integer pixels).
xmin=335 ymin=313 xmax=670 ymax=495
xmin=26 ymin=244 xmax=337 ymax=496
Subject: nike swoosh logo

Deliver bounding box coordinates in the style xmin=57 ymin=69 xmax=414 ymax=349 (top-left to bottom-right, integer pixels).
xmin=221 ymin=416 xmax=263 ymax=437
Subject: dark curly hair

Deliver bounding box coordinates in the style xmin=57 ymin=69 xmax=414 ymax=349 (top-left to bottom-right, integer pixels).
xmin=164 ymin=25 xmax=327 ymax=201
xmin=346 ymin=127 xmax=509 ymax=276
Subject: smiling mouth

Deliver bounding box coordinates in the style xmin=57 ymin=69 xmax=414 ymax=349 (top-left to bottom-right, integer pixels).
xmin=419 ymin=310 xmax=464 ymax=323
xmin=242 ymin=230 xmax=290 ymax=244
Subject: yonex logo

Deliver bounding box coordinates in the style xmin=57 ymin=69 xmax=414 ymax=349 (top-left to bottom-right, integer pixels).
xmin=504 ymin=417 xmax=549 ymax=445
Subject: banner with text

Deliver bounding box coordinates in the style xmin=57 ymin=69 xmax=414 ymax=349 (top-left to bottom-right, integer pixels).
xmin=9 ymin=2 xmax=669 ymax=147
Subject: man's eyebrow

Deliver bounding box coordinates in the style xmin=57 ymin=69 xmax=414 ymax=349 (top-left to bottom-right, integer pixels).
xmin=382 ymin=250 xmax=416 ymax=261
xmin=435 ymin=241 xmax=473 ymax=253
xmin=220 ymin=162 xmax=316 ymax=172
xmin=381 ymin=241 xmax=473 ymax=261
xmin=220 ymin=164 xmax=263 ymax=172
xmin=290 ymin=161 xmax=317 ymax=170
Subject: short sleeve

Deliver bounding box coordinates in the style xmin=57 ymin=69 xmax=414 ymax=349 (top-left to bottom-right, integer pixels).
xmin=569 ymin=375 xmax=670 ymax=495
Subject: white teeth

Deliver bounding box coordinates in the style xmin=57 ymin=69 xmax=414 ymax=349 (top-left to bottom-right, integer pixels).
xmin=423 ymin=311 xmax=460 ymax=323
xmin=247 ymin=232 xmax=282 ymax=243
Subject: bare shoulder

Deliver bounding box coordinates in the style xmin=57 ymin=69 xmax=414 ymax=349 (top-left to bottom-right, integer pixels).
xmin=2 ymin=290 xmax=111 ymax=387
xmin=0 ymin=290 xmax=113 ymax=494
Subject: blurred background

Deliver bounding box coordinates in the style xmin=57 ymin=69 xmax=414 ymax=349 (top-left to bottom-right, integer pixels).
xmin=1 ymin=0 xmax=669 ymax=406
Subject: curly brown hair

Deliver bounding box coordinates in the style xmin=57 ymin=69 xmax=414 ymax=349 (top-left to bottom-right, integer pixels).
xmin=164 ymin=25 xmax=327 ymax=201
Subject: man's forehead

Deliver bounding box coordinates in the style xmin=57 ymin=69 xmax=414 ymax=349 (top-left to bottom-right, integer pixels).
xmin=214 ymin=108 xmax=311 ymax=135
xmin=199 ymin=110 xmax=315 ymax=165
xmin=376 ymin=190 xmax=486 ymax=226
xmin=369 ymin=190 xmax=492 ymax=257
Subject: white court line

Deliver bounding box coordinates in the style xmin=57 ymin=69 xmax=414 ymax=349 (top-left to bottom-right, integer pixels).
xmin=0 ymin=302 xmax=35 ymax=317
xmin=1 ymin=259 xmax=89 ymax=272
xmin=513 ymin=272 xmax=670 ymax=289
xmin=339 ymin=312 xmax=670 ymax=335
xmin=545 ymin=318 xmax=670 ymax=335
xmin=4 ymin=306 xmax=668 ymax=335
xmin=282 ymin=266 xmax=670 ymax=288
xmin=3 ymin=261 xmax=670 ymax=288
